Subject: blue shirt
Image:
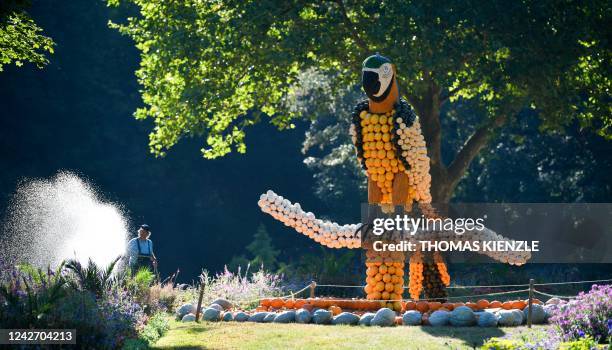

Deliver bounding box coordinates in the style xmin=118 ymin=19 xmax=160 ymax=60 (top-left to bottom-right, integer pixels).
xmin=126 ymin=238 xmax=154 ymax=266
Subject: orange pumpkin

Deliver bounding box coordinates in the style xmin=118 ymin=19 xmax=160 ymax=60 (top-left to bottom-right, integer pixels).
xmin=477 ymin=299 xmax=490 ymax=309
xmin=454 ymin=302 xmax=465 ymax=309
xmin=329 ymin=305 xmax=342 ymax=316
xmin=442 ymin=302 xmax=454 ymax=311
xmin=261 ymin=298 xmax=272 ymax=307
xmin=255 ymin=306 xmax=268 ymax=312
xmin=512 ymin=300 xmax=526 ymax=310
xmin=466 ymin=302 xmax=479 ymax=311
xmin=428 ymin=301 xmax=442 ymax=311
xmin=501 ymin=301 xmax=513 ymax=310
xmin=416 ymin=301 xmax=429 ymax=313
xmin=532 ymin=298 xmax=543 ymax=305
xmin=489 ymin=300 xmax=502 ymax=308
xmin=293 ymin=299 xmax=306 ymax=309
xmin=285 ymin=299 xmax=295 ymax=309
xmin=270 ymin=298 xmax=284 ymax=309
xmin=404 ymin=301 xmax=416 ymax=311
xmin=302 ymin=303 xmax=314 ymax=312
xmin=392 ymin=301 xmax=402 ymax=312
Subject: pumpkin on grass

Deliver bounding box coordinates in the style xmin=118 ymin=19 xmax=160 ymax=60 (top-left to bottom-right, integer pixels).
xmin=294 ymin=299 xmax=306 ymax=309
xmin=477 ymin=299 xmax=490 ymax=309
xmin=404 ymin=301 xmax=416 ymax=311
xmin=465 ymin=302 xmax=479 ymax=311
xmin=329 ymin=305 xmax=342 ymax=315
xmin=416 ymin=301 xmax=429 ymax=313
xmin=442 ymin=302 xmax=454 ymax=311
xmin=428 ymin=301 xmax=442 ymax=311
xmin=302 ymin=303 xmax=314 ymax=312
xmin=453 ymin=302 xmax=465 ymax=309
xmin=489 ymin=300 xmax=502 ymax=308
xmin=512 ymin=300 xmax=526 ymax=310
xmin=501 ymin=301 xmax=513 ymax=310
xmin=270 ymin=298 xmax=284 ymax=309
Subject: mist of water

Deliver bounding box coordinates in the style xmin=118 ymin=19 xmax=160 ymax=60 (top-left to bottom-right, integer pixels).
xmin=2 ymin=171 xmax=129 ymax=268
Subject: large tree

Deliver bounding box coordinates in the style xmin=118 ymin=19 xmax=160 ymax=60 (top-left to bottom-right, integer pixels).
xmin=109 ymin=0 xmax=610 ymax=202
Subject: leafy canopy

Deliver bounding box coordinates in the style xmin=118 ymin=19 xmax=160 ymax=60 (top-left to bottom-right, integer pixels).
xmin=0 ymin=1 xmax=55 ymax=71
xmin=109 ymin=0 xmax=611 ymax=158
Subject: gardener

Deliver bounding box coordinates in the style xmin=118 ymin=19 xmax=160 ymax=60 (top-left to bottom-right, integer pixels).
xmin=125 ymin=224 xmax=158 ymax=273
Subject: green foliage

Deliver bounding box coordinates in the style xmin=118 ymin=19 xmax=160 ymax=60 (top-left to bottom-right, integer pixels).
xmin=0 ymin=263 xmax=68 ymax=327
xmin=139 ymin=312 xmax=169 ymax=345
xmin=108 ymin=0 xmax=610 ymax=158
xmin=64 ymin=256 xmax=120 ymax=298
xmin=0 ymin=1 xmax=54 ymax=71
xmin=558 ymin=337 xmax=605 ymax=350
xmin=229 ymin=224 xmax=279 ymax=271
xmin=246 ymin=224 xmax=279 ymax=270
xmin=480 ymin=337 xmax=522 ymax=350
xmin=124 ymin=267 xmax=158 ymax=313
xmin=282 ymin=247 xmax=358 ymax=285
xmin=121 ymin=338 xmax=149 ymax=350
xmin=299 ymin=69 xmax=367 ymax=212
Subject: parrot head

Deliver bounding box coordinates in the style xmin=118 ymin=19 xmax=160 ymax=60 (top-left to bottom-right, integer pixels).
xmin=362 ymin=53 xmax=396 ymax=103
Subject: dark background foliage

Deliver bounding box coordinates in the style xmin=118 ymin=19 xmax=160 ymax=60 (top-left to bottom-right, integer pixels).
xmin=0 ymin=1 xmax=610 ymax=283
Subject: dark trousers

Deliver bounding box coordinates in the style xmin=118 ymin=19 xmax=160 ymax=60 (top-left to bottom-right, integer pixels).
xmin=132 ymin=255 xmax=153 ymax=273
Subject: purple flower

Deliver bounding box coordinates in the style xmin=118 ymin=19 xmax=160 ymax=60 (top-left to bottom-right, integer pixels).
xmin=577 ymin=330 xmax=585 ymax=338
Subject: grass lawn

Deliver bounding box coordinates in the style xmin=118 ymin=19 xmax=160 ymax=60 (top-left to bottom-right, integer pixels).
xmin=152 ymin=319 xmax=551 ymax=350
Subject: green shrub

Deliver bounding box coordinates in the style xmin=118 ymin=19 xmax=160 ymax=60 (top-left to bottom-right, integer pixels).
xmin=558 ymin=337 xmax=605 ymax=350
xmin=140 ymin=312 xmax=169 ymax=344
xmin=481 ymin=338 xmax=522 ymax=350
xmin=64 ymin=257 xmax=120 ymax=298
xmin=124 ymin=268 xmax=158 ymax=314
xmin=121 ymin=338 xmax=149 ymax=350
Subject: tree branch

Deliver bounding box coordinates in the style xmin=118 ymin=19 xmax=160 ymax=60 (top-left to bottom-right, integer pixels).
xmin=334 ymin=0 xmax=369 ymax=52
xmin=447 ymin=114 xmax=507 ymax=188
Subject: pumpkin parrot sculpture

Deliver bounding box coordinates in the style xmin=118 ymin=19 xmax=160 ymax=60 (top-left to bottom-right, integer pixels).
xmin=257 ymin=54 xmax=530 ymax=310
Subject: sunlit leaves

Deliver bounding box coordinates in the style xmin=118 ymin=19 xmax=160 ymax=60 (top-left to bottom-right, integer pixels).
xmin=0 ymin=11 xmax=54 ymax=72
xmin=108 ymin=0 xmax=611 ymax=158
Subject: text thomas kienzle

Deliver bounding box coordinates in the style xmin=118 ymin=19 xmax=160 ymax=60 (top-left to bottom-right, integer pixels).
xmin=370 ymin=214 xmax=540 ymax=253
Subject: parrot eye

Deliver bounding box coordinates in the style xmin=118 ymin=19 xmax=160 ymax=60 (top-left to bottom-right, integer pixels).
xmin=380 ymin=64 xmax=392 ymax=79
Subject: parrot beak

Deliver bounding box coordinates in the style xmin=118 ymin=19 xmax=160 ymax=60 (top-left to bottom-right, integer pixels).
xmin=362 ymin=71 xmax=381 ymax=101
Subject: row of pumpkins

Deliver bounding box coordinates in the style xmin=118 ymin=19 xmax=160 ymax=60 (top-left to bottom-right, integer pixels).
xmin=259 ymin=190 xmax=532 ymax=266
xmin=258 ymin=297 xmax=542 ymax=313
xmin=258 ymin=190 xmax=361 ymax=249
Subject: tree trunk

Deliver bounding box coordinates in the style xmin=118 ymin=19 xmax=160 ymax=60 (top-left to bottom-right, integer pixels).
xmin=411 ymin=87 xmax=454 ymax=203
xmin=408 ymin=85 xmax=505 ymax=204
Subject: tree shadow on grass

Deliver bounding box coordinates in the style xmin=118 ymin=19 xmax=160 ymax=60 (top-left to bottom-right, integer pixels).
xmin=184 ymin=325 xmax=213 ymax=335
xmin=420 ymin=326 xmax=506 ymax=348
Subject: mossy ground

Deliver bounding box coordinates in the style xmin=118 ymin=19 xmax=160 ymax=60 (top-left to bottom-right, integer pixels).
xmin=152 ymin=319 xmax=551 ymax=350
